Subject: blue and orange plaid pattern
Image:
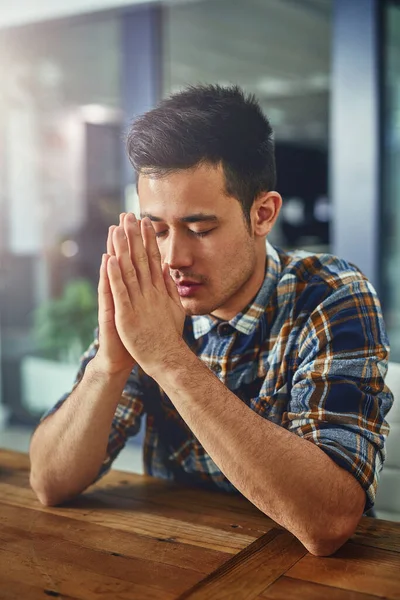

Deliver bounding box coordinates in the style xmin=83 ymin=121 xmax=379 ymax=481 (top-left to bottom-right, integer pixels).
xmin=43 ymin=241 xmax=394 ymax=510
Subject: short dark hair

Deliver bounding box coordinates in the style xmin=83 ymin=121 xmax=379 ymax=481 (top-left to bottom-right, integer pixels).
xmin=126 ymin=84 xmax=276 ymax=227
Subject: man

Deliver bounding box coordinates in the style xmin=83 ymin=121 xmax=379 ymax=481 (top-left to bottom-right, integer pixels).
xmin=30 ymin=85 xmax=393 ymax=556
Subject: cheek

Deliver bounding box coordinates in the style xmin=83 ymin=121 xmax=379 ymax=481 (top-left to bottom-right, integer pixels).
xmin=210 ymin=239 xmax=238 ymax=264
xmin=213 ymin=237 xmax=253 ymax=274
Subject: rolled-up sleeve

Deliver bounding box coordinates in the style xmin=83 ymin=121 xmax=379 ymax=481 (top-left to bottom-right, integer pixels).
xmin=40 ymin=330 xmax=146 ymax=481
xmin=288 ymin=276 xmax=394 ymax=510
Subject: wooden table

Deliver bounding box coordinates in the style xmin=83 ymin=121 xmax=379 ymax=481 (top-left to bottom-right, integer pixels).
xmin=1 ymin=449 xmax=400 ymax=600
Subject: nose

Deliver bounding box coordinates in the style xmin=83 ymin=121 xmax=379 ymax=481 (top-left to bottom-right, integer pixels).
xmin=163 ymin=230 xmax=194 ymax=271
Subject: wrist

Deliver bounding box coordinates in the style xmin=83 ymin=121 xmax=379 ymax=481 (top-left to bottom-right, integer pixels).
xmin=87 ymin=356 xmax=133 ymax=387
xmin=147 ymin=340 xmax=195 ymax=384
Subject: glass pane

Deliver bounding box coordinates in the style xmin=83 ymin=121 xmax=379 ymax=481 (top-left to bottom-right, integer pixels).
xmin=163 ymin=0 xmax=332 ymax=253
xmin=382 ymin=2 xmax=400 ymax=361
xmin=0 ymin=14 xmax=123 ymax=435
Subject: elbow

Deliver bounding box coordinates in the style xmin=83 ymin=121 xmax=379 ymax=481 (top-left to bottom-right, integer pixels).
xmin=304 ymin=518 xmax=359 ymax=557
xmin=36 ymin=491 xmax=60 ymax=507
xmin=29 ymin=465 xmax=92 ymax=507
xmin=305 ymin=534 xmax=348 ymax=557
xmin=29 ymin=470 xmax=63 ymax=507
xmin=303 ymin=489 xmax=365 ymax=557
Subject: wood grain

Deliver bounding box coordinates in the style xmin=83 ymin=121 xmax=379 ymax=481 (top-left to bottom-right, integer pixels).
xmin=0 ymin=502 xmax=228 ymax=574
xmin=0 ymin=482 xmax=255 ymax=554
xmin=0 ymin=523 xmax=202 ymax=596
xmin=0 ymin=577 xmax=79 ymax=600
xmin=2 ymin=449 xmax=400 ymax=600
xmin=177 ymin=529 xmax=306 ymax=599
xmin=1 ymin=450 xmax=277 ymax=539
xmin=286 ymin=543 xmax=400 ymax=599
xmin=0 ymin=546 xmax=177 ymax=600
xmin=349 ymin=516 xmax=400 ymax=553
xmin=258 ymin=576 xmax=383 ymax=599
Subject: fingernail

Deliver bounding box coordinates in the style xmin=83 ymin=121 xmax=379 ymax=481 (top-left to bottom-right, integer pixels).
xmin=144 ymin=217 xmax=153 ymax=228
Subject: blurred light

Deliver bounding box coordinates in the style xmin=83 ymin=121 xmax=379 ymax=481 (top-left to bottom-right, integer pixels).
xmin=308 ymin=74 xmax=330 ymax=90
xmin=282 ymin=198 xmax=304 ymax=226
xmin=256 ymin=74 xmax=329 ymax=97
xmin=124 ymin=184 xmax=140 ymax=218
xmin=61 ymin=240 xmax=79 ymax=257
xmin=80 ymin=104 xmax=122 ymax=124
xmin=314 ymin=196 xmax=331 ymax=222
xmin=256 ymin=77 xmax=294 ymax=96
xmin=37 ymin=60 xmax=63 ymax=88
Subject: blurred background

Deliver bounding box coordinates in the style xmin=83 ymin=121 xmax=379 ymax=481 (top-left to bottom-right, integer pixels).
xmin=0 ymin=0 xmax=399 ymax=514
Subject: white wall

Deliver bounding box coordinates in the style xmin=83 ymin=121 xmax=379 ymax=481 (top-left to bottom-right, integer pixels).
xmin=0 ymin=0 xmax=200 ymax=29
xmin=0 ymin=0 xmax=150 ymax=28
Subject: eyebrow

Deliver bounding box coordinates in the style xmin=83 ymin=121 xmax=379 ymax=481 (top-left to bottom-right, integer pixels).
xmin=140 ymin=212 xmax=219 ymax=224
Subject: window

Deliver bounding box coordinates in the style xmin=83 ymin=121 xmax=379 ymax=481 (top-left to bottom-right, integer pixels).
xmin=163 ymin=0 xmax=332 ymax=252
xmin=381 ymin=1 xmax=400 ymax=361
xmin=0 ymin=14 xmax=123 ymax=426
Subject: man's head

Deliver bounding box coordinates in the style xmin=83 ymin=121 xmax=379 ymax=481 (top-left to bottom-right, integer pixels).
xmin=126 ymin=84 xmax=282 ymax=319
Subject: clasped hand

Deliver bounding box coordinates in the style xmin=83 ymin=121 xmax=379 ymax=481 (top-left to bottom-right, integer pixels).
xmin=95 ymin=212 xmax=186 ymax=377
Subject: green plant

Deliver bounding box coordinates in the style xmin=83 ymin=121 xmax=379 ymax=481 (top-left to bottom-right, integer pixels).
xmin=33 ymin=278 xmax=98 ymax=363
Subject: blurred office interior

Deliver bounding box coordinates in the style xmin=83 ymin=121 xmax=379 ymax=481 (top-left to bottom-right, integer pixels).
xmin=0 ymin=0 xmax=399 ymax=483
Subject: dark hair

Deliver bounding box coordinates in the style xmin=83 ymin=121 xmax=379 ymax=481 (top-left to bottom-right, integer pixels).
xmin=126 ymin=84 xmax=276 ymax=227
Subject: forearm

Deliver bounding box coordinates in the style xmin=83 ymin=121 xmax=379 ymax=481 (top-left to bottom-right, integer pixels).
xmin=29 ymin=357 xmax=131 ymax=506
xmin=152 ymin=345 xmax=365 ymax=556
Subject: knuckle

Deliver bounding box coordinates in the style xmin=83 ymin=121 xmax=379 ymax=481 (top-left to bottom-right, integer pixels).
xmin=150 ymin=248 xmax=161 ymax=260
xmin=136 ymin=253 xmax=148 ymax=265
xmin=120 ymin=297 xmax=131 ymax=310
xmin=125 ymin=267 xmax=136 ymax=281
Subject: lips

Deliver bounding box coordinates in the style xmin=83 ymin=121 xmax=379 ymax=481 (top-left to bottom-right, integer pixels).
xmin=176 ymin=280 xmax=201 ymax=286
xmin=175 ymin=281 xmax=203 ymax=297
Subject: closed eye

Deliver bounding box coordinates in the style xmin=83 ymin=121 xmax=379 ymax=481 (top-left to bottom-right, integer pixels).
xmin=155 ymin=229 xmax=214 ymax=239
xmin=191 ymin=230 xmax=213 ymax=238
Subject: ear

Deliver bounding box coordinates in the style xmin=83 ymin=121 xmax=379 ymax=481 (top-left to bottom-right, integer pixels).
xmin=251 ymin=191 xmax=282 ymax=237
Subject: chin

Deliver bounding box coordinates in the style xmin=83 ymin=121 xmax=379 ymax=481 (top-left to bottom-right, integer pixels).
xmin=181 ymin=299 xmax=215 ymax=317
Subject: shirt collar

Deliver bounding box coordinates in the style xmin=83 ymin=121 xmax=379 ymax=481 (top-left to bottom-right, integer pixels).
xmin=191 ymin=240 xmax=283 ymax=339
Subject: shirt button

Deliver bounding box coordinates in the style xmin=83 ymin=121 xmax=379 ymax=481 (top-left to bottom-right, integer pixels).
xmin=218 ymin=323 xmax=231 ymax=336
xmin=213 ymin=364 xmax=222 ymax=373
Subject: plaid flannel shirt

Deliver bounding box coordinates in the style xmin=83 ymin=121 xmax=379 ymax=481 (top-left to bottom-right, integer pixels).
xmin=43 ymin=241 xmax=394 ymax=510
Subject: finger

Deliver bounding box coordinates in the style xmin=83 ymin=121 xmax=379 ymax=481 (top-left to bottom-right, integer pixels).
xmin=123 ymin=213 xmax=152 ymax=292
xmin=140 ymin=215 xmax=165 ymax=291
xmin=107 ymin=255 xmax=132 ymax=318
xmin=113 ymin=225 xmax=140 ymax=302
xmin=98 ymin=254 xmax=115 ymax=326
xmin=99 ymin=254 xmax=111 ymax=294
xmin=107 ymin=226 xmax=117 ymax=255
xmin=162 ymin=262 xmax=180 ymax=302
xmin=123 ymin=213 xmax=136 ymax=264
xmin=119 ymin=212 xmax=127 ymax=226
